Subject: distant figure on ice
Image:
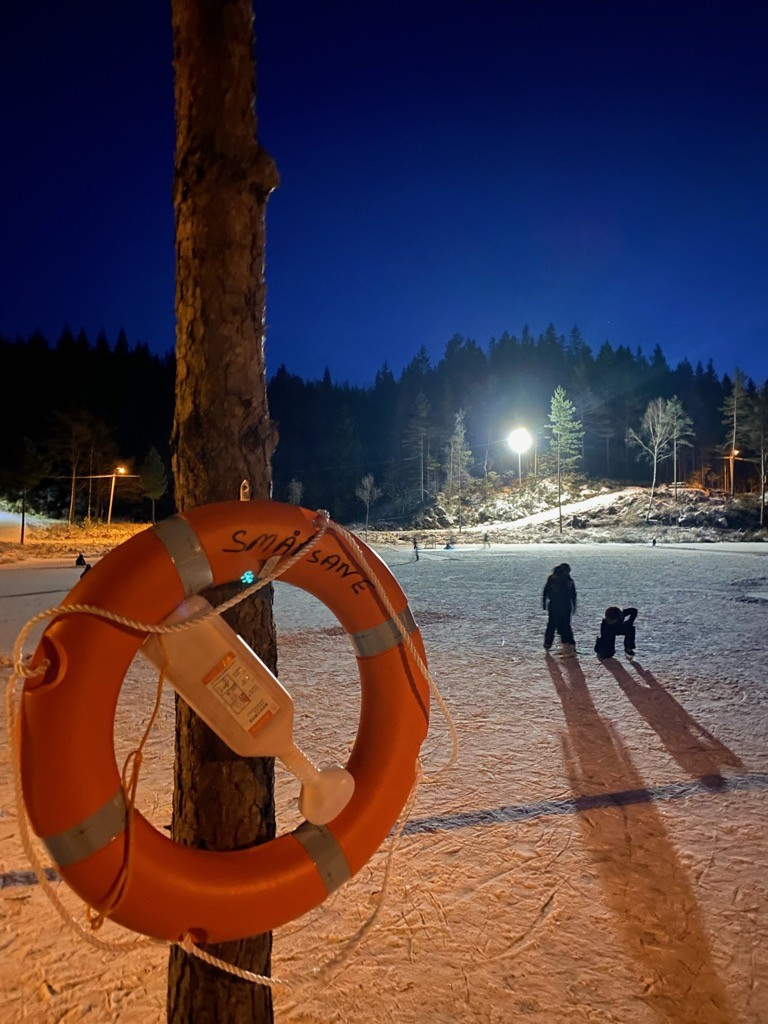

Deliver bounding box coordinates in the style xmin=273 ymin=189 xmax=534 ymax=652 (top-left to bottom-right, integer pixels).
xmin=412 ymin=536 xmax=419 ymax=561
xmin=595 ymin=606 xmax=637 ymax=660
xmin=75 ymin=552 xmax=86 ymax=567
xmin=542 ymin=562 xmax=577 ymax=657
xmin=651 ymin=537 xmax=657 ymax=547
xmin=483 ymin=532 xmax=490 ymax=548
xmin=79 ymin=563 xmax=93 ymax=579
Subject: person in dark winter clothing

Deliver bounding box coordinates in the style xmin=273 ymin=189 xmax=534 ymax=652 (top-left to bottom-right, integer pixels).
xmin=412 ymin=537 xmax=419 ymax=561
xmin=595 ymin=606 xmax=637 ymax=659
xmin=542 ymin=562 xmax=577 ymax=655
xmin=75 ymin=552 xmax=86 ymax=567
xmin=79 ymin=563 xmax=93 ymax=579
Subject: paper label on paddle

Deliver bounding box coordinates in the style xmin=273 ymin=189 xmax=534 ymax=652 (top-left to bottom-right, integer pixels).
xmin=202 ymin=652 xmax=279 ymax=735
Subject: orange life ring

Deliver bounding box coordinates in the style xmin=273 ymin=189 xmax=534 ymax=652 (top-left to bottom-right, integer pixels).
xmin=19 ymin=501 xmax=430 ymax=943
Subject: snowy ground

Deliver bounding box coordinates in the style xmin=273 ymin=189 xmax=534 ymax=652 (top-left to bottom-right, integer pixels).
xmin=1 ymin=541 xmax=767 ymax=1022
xmin=0 ymin=512 xmax=53 ymax=544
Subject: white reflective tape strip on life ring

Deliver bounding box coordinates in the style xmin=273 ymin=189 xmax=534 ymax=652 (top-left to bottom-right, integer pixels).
xmin=291 ymin=821 xmax=352 ymax=894
xmin=42 ymin=788 xmax=128 ymax=869
xmin=152 ymin=516 xmax=214 ymax=596
xmin=348 ymin=606 xmax=417 ymax=658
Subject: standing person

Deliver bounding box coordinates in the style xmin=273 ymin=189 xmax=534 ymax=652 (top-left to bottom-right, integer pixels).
xmin=542 ymin=562 xmax=577 ymax=656
xmin=412 ymin=536 xmax=419 ymax=561
xmin=595 ymin=606 xmax=638 ymax=659
xmin=483 ymin=532 xmax=490 ymax=548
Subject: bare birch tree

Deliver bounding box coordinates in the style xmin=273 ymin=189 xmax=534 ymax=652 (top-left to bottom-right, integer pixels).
xmin=355 ymin=472 xmax=382 ymax=535
xmin=627 ymin=398 xmax=675 ymax=521
xmin=169 ymin=1 xmax=279 ymax=1021
xmin=287 ymin=478 xmax=304 ymax=505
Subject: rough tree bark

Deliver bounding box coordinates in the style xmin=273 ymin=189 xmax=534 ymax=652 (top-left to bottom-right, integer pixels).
xmin=169 ymin=1 xmax=279 ymax=1021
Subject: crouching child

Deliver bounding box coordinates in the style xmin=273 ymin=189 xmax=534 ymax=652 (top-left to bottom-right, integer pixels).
xmin=595 ymin=606 xmax=637 ymax=659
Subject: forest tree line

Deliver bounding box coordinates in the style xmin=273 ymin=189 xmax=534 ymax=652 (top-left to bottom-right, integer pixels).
xmin=0 ymin=323 xmax=765 ymax=524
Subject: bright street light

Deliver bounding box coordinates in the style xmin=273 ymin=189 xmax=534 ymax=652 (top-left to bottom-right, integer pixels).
xmin=108 ymin=466 xmax=128 ymax=526
xmin=507 ymin=427 xmax=533 ymax=488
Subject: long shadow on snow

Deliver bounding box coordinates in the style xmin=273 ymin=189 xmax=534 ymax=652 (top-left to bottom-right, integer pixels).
xmin=599 ymin=658 xmax=745 ymax=787
xmin=547 ymin=654 xmax=734 ymax=1023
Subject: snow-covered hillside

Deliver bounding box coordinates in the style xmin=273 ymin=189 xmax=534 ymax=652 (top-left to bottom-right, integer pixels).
xmin=364 ymin=485 xmax=767 ymax=546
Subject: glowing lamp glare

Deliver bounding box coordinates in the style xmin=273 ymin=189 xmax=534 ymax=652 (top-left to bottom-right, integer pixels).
xmin=507 ymin=428 xmax=533 ymax=454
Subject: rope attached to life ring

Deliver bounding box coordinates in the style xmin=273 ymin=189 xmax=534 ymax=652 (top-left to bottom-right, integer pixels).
xmin=1 ymin=512 xmax=458 ymax=989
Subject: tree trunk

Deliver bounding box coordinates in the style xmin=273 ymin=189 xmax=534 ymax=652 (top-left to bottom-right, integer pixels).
xmin=646 ymin=454 xmax=658 ymax=521
xmin=87 ymin=448 xmax=94 ymax=520
xmin=169 ymin=1 xmax=279 ymax=1021
xmin=68 ymin=463 xmax=77 ymax=524
xmin=20 ymin=489 xmax=26 ymax=545
xmin=557 ymin=447 xmax=562 ymax=533
xmin=730 ymin=404 xmax=737 ymax=497
xmin=673 ymin=438 xmax=678 ymax=501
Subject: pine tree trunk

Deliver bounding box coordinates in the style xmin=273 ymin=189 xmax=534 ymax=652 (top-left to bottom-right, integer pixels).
xmin=168 ymin=1 xmax=279 ymax=1021
xmin=20 ymin=489 xmax=26 ymax=545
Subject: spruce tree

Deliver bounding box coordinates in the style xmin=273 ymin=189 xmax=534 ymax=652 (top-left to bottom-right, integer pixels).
xmin=545 ymin=387 xmax=583 ymax=533
xmin=666 ymin=396 xmax=695 ymax=501
xmin=721 ymin=368 xmax=748 ymax=495
xmin=744 ymin=383 xmax=768 ymax=527
xmin=402 ymin=391 xmax=432 ymax=503
xmin=139 ymin=446 xmax=168 ymax=523
xmin=444 ymin=408 xmax=473 ymax=529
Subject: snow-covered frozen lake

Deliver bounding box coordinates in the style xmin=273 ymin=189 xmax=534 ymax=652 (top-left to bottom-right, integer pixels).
xmin=1 ymin=541 xmax=766 ymax=1022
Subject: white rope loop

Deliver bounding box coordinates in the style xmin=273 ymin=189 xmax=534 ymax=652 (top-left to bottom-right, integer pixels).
xmin=179 ymin=934 xmax=287 ymax=990
xmin=1 ymin=508 xmax=455 ymax=987
xmin=326 ymin=520 xmax=459 ymax=779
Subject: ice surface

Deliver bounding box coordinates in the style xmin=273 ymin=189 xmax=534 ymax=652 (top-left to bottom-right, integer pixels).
xmin=1 ymin=542 xmax=766 ymax=1022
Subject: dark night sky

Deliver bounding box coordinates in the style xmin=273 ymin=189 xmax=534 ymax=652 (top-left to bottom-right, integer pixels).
xmin=1 ymin=2 xmax=766 ymax=385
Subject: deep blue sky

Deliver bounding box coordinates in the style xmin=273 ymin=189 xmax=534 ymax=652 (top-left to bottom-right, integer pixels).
xmin=1 ymin=2 xmax=766 ymax=385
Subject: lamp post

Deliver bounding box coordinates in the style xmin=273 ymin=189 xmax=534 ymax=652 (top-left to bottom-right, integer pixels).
xmin=507 ymin=427 xmax=533 ymax=490
xmin=107 ymin=466 xmax=127 ymax=526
